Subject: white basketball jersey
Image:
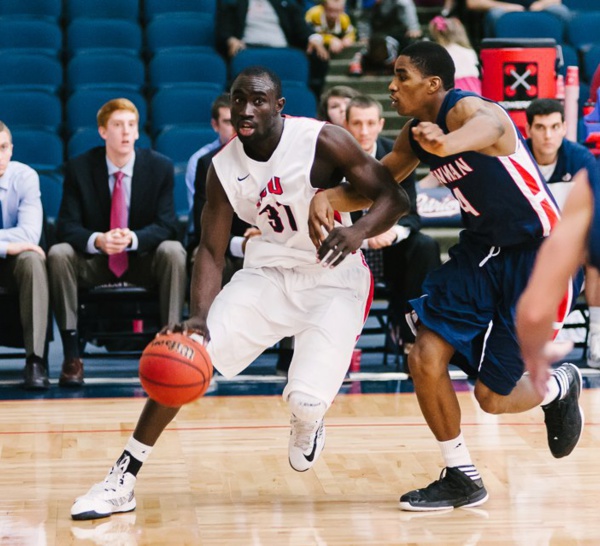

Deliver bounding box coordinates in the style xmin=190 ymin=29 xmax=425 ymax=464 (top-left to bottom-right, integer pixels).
xmin=212 ymin=116 xmax=352 ymax=269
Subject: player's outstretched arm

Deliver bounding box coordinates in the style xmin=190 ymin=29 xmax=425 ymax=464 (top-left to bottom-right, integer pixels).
xmin=186 ymin=165 xmax=234 ymax=341
xmin=516 ymin=169 xmax=592 ymax=395
xmin=311 ymin=124 xmax=410 ymax=266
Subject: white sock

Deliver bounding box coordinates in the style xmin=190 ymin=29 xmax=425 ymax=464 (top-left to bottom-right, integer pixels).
xmin=288 ymin=391 xmax=327 ymax=422
xmin=438 ymin=433 xmax=472 ymax=468
xmin=541 ymin=373 xmax=562 ymax=406
xmin=588 ymin=306 xmax=600 ymax=325
xmin=125 ymin=436 xmax=152 ymax=463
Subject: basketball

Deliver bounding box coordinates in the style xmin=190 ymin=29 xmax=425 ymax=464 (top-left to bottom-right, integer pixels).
xmin=139 ymin=333 xmax=213 ymax=407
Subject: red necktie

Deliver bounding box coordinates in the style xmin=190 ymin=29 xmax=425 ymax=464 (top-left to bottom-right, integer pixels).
xmin=108 ymin=171 xmax=128 ymax=277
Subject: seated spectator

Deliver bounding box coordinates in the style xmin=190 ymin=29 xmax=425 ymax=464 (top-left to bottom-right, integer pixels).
xmin=47 ymin=99 xmax=187 ymax=387
xmin=185 ymin=93 xmax=234 ymax=249
xmin=429 ymin=15 xmax=481 ymax=94
xmin=524 ymin=98 xmax=600 ymax=369
xmin=0 ymin=121 xmax=50 ymax=389
xmin=216 ymin=0 xmax=329 ymax=97
xmin=348 ymin=0 xmax=422 ymax=76
xmin=466 ymin=0 xmax=572 ymax=38
xmin=318 ymin=85 xmax=360 ymax=125
xmin=306 ymin=0 xmax=356 ymax=58
xmin=344 ymin=95 xmax=441 ymax=350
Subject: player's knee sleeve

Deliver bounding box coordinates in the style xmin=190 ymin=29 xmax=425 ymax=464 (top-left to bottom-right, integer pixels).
xmin=288 ymin=391 xmax=327 ymax=422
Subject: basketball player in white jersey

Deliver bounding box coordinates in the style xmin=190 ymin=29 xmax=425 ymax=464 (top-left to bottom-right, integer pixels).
xmin=70 ymin=66 xmax=409 ymax=520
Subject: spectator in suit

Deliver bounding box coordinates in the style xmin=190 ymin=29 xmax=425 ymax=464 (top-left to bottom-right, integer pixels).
xmin=215 ymin=0 xmax=329 ymax=97
xmin=47 ymin=98 xmax=187 ymax=387
xmin=184 ymin=93 xmax=235 ymax=251
xmin=524 ymin=98 xmax=600 ymax=369
xmin=345 ymin=95 xmax=441 ymax=349
xmin=0 ymin=121 xmax=50 ymax=389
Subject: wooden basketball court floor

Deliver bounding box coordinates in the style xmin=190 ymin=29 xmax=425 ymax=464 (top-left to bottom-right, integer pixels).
xmin=1 ymin=372 xmax=600 ymax=546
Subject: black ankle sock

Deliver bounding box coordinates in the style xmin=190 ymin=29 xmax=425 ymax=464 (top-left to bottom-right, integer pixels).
xmin=60 ymin=329 xmax=80 ymax=359
xmin=116 ymin=450 xmax=143 ymax=477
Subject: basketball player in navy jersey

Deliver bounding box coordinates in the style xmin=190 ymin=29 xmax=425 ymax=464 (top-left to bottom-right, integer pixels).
xmin=518 ymin=165 xmax=600 ymax=396
xmin=309 ymin=41 xmax=584 ymax=511
xmin=69 ymin=66 xmax=409 ymax=521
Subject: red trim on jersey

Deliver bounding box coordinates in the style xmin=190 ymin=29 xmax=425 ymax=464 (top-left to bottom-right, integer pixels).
xmin=510 ymin=157 xmax=560 ymax=230
xmin=357 ymin=252 xmax=374 ymax=341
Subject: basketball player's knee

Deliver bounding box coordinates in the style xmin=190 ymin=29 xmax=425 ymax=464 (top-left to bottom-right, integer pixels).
xmin=407 ymin=344 xmax=429 ymax=378
xmin=288 ymin=391 xmax=327 ymax=422
xmin=474 ymin=383 xmax=504 ymax=414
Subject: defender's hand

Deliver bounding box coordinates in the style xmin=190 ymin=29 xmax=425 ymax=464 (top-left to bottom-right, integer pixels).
xmin=308 ymin=192 xmax=335 ymax=249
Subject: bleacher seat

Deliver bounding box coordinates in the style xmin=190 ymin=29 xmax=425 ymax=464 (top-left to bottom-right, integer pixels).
xmin=0 ymin=0 xmax=62 ymax=22
xmin=582 ymin=45 xmax=600 ymax=83
xmin=0 ymin=90 xmax=62 ymax=132
xmin=66 ymin=18 xmax=142 ymax=58
xmin=564 ymin=0 xmax=599 ymax=12
xmin=145 ymin=15 xmax=216 ymax=56
xmin=39 ymin=171 xmax=63 ymax=222
xmin=0 ymin=53 xmax=62 ymax=94
xmin=230 ymin=48 xmax=310 ymax=84
xmin=65 ymin=0 xmax=139 ymax=22
xmin=12 ymin=129 xmax=64 ymax=173
xmin=66 ymin=89 xmax=148 ymax=135
xmin=494 ymin=12 xmax=565 ymax=43
xmin=0 ymin=19 xmax=62 ymax=57
xmin=154 ymin=127 xmax=217 ymax=165
xmin=144 ymin=0 xmax=216 ymax=22
xmin=67 ymin=129 xmax=152 ymax=158
xmin=149 ymin=50 xmax=227 ymax=92
xmin=558 ymin=44 xmax=579 ymax=78
xmin=67 ymin=52 xmax=145 ymax=94
xmin=281 ymin=84 xmax=317 ymax=118
xmin=150 ymin=87 xmax=221 ymax=135
xmin=566 ymin=12 xmax=600 ymax=50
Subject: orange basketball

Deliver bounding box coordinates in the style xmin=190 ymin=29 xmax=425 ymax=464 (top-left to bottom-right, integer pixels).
xmin=139 ymin=333 xmax=213 ymax=407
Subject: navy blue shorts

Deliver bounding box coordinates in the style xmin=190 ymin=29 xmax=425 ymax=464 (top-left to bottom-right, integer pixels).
xmin=410 ymin=233 xmax=583 ymax=396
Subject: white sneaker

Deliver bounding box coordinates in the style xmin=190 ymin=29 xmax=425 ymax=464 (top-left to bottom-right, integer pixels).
xmin=71 ymin=457 xmax=137 ymax=520
xmin=288 ymin=415 xmax=325 ymax=472
xmin=587 ymin=325 xmax=600 ymax=368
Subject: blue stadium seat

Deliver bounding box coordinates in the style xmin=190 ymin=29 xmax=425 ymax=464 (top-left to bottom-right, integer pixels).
xmin=65 ymin=0 xmax=139 ymax=22
xmin=67 ymin=52 xmax=145 ymax=94
xmin=154 ymin=126 xmax=218 ymax=164
xmin=230 ymin=48 xmax=310 ymax=84
xmin=145 ymin=15 xmax=216 ymax=56
xmin=494 ymin=12 xmax=565 ymax=43
xmin=281 ymin=83 xmax=317 ymax=118
xmin=0 ymin=90 xmax=61 ymax=131
xmin=11 ymin=129 xmax=64 ymax=172
xmin=150 ymin=87 xmax=221 ymax=135
xmin=0 ymin=19 xmax=62 ymax=57
xmin=66 ymin=89 xmax=148 ymax=134
xmin=557 ymin=44 xmax=579 ymax=78
xmin=66 ymin=18 xmax=142 ymax=58
xmin=67 ymin=128 xmax=152 ymax=158
xmin=144 ymin=0 xmax=216 ymax=22
xmin=567 ymin=12 xmax=600 ymax=50
xmin=582 ymin=45 xmax=600 ymax=83
xmin=0 ymin=0 xmax=62 ymax=22
xmin=0 ymin=53 xmax=62 ymax=94
xmin=149 ymin=50 xmax=226 ymax=92
xmin=39 ymin=171 xmax=63 ymax=222
xmin=564 ymin=0 xmax=599 ymax=12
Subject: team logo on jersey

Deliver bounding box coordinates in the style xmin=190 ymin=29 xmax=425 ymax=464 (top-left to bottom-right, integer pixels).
xmin=256 ymin=176 xmax=283 ymax=208
xmin=431 ymin=157 xmax=474 ymax=186
xmin=237 ymin=173 xmax=250 ymax=181
xmin=503 ymin=62 xmax=538 ymax=101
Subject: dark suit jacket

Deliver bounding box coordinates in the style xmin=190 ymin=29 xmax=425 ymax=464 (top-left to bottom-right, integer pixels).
xmin=216 ymin=0 xmax=311 ymax=57
xmin=190 ymin=145 xmax=251 ymax=254
xmin=351 ymin=136 xmax=421 ymax=232
xmin=57 ymin=147 xmax=179 ymax=254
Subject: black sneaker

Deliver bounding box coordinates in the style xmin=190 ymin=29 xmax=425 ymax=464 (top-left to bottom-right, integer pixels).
xmin=542 ymin=362 xmax=584 ymax=458
xmin=399 ymin=466 xmax=488 ymax=511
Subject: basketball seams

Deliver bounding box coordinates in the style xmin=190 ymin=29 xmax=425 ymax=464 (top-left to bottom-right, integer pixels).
xmin=140 ymin=351 xmax=208 ymax=375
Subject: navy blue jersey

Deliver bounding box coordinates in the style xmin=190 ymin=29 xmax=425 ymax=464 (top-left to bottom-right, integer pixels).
xmin=408 ymin=89 xmax=560 ymax=247
xmin=587 ymin=162 xmax=600 ymax=270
